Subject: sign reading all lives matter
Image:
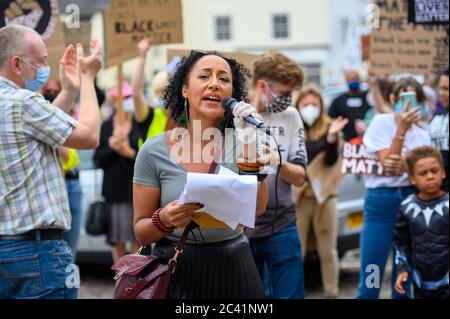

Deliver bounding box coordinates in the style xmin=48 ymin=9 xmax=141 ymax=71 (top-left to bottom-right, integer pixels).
xmin=341 ymin=142 xmax=384 ymax=175
xmin=370 ymin=0 xmax=449 ymax=75
xmin=104 ymin=0 xmax=183 ymax=67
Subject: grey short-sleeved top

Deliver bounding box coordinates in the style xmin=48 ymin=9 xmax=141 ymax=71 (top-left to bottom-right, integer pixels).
xmin=133 ymin=133 xmax=245 ymax=243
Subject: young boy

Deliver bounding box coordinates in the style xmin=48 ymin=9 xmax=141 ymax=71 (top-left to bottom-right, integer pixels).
xmin=394 ymin=146 xmax=449 ymax=299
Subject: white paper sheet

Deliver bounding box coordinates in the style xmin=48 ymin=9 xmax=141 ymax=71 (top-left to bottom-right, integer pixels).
xmin=178 ymin=166 xmax=257 ymax=229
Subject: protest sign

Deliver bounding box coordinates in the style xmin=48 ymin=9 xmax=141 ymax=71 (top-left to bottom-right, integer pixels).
xmin=341 ymin=142 xmax=384 ymax=175
xmin=104 ymin=0 xmax=183 ymax=67
xmin=407 ymin=0 xmax=449 ymax=25
xmin=0 ymin=0 xmax=66 ymax=80
xmin=370 ymin=0 xmax=448 ymax=75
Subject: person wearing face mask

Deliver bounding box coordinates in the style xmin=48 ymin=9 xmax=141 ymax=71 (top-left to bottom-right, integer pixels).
xmin=328 ymin=70 xmax=372 ymax=141
xmin=94 ymin=83 xmax=142 ymax=263
xmin=0 ymin=25 xmax=102 ymax=299
xmin=356 ymin=76 xmax=432 ymax=299
xmin=246 ymin=52 xmax=308 ymax=299
xmin=294 ymin=85 xmax=348 ymax=298
xmin=131 ymin=38 xmax=175 ymax=148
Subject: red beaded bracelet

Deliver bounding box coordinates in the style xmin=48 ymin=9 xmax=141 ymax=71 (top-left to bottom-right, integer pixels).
xmin=152 ymin=208 xmax=175 ymax=235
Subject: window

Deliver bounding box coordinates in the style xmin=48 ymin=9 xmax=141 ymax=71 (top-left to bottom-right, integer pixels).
xmin=215 ymin=16 xmax=231 ymax=41
xmin=302 ymin=63 xmax=322 ymax=85
xmin=272 ymin=14 xmax=289 ymax=39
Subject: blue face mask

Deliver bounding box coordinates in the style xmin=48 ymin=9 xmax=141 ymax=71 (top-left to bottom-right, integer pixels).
xmin=348 ymin=80 xmax=360 ymax=91
xmin=394 ymin=100 xmax=429 ymax=118
xmin=20 ymin=59 xmax=51 ymax=92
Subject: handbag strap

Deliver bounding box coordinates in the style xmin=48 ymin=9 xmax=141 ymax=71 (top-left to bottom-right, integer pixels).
xmin=168 ymin=221 xmax=198 ymax=271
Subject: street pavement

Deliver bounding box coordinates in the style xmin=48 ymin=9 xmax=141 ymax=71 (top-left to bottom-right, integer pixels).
xmin=77 ymin=249 xmax=391 ymax=299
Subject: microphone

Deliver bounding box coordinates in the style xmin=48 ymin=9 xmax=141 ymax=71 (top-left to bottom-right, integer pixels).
xmin=222 ymin=97 xmax=271 ymax=135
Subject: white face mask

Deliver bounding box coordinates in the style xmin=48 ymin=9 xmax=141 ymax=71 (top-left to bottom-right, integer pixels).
xmin=299 ymin=104 xmax=320 ymax=126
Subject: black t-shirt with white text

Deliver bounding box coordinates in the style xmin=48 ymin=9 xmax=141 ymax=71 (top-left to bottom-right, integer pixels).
xmin=328 ymin=91 xmax=371 ymax=141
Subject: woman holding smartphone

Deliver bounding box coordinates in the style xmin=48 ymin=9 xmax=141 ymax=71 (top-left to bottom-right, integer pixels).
xmin=356 ymin=77 xmax=432 ymax=299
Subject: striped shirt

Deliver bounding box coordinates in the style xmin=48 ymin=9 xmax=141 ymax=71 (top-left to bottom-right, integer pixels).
xmin=0 ymin=76 xmax=77 ymax=235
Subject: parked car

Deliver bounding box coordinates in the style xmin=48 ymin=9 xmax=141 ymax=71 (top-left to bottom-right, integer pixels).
xmin=76 ymin=150 xmax=112 ymax=265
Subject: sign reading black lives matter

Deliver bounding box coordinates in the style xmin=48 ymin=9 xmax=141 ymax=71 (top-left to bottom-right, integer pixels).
xmin=341 ymin=142 xmax=384 ymax=175
xmin=370 ymin=0 xmax=449 ymax=75
xmin=104 ymin=0 xmax=184 ymax=67
xmin=0 ymin=0 xmax=66 ymax=81
xmin=408 ymin=0 xmax=449 ymax=25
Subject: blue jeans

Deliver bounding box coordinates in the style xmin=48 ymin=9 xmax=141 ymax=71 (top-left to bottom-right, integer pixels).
xmin=0 ymin=239 xmax=78 ymax=299
xmin=249 ymin=221 xmax=305 ymax=299
xmin=356 ymin=186 xmax=416 ymax=299
xmin=64 ymin=179 xmax=82 ymax=263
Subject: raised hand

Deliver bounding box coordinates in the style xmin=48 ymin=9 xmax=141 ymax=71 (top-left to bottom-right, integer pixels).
xmin=327 ymin=116 xmax=348 ymax=143
xmin=59 ymin=45 xmax=80 ymax=93
xmin=137 ymin=37 xmax=153 ymax=57
xmin=76 ymin=38 xmax=102 ymax=77
xmin=396 ymin=99 xmax=421 ymax=135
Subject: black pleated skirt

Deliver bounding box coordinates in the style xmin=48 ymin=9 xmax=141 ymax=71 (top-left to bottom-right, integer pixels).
xmin=151 ymin=233 xmax=265 ymax=299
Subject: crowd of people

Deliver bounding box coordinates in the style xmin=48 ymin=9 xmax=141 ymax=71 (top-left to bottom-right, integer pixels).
xmin=0 ymin=25 xmax=448 ymax=300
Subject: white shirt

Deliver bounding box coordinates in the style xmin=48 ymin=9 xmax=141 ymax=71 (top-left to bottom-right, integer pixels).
xmin=363 ymin=113 xmax=431 ymax=188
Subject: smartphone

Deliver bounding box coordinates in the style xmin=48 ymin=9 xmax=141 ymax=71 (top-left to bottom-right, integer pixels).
xmin=400 ymin=91 xmax=417 ymax=111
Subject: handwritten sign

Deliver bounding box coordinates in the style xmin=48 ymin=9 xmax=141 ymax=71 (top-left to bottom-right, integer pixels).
xmin=0 ymin=0 xmax=66 ymax=81
xmin=104 ymin=0 xmax=183 ymax=67
xmin=370 ymin=0 xmax=449 ymax=74
xmin=341 ymin=142 xmax=384 ymax=175
xmin=408 ymin=0 xmax=449 ymax=25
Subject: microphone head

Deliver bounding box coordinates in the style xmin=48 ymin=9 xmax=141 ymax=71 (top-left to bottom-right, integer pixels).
xmin=221 ymin=97 xmax=235 ymax=112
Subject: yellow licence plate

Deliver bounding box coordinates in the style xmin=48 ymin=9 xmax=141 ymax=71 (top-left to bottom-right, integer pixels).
xmin=347 ymin=212 xmax=363 ymax=229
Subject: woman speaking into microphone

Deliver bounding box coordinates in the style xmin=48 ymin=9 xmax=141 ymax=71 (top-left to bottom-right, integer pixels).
xmin=132 ymin=50 xmax=276 ymax=299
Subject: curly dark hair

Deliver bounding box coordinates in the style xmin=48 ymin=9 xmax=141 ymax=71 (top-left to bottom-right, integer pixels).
xmin=162 ymin=50 xmax=251 ymax=130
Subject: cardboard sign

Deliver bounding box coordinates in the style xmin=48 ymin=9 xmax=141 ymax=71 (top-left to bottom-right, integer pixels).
xmin=370 ymin=0 xmax=449 ymax=75
xmin=341 ymin=142 xmax=384 ymax=175
xmin=407 ymin=0 xmax=449 ymax=25
xmin=104 ymin=0 xmax=183 ymax=67
xmin=0 ymin=0 xmax=66 ymax=81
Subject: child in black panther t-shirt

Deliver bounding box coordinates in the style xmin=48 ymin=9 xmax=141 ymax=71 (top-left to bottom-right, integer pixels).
xmin=394 ymin=146 xmax=448 ymax=299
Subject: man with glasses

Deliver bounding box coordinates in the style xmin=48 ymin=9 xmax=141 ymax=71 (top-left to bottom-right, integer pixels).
xmin=0 ymin=25 xmax=102 ymax=299
xmin=247 ymin=52 xmax=308 ymax=298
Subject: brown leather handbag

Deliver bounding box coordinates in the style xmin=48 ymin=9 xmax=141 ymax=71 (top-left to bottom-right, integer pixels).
xmin=111 ymin=225 xmax=192 ymax=299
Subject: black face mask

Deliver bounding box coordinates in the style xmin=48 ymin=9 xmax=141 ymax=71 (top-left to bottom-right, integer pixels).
xmin=43 ymin=93 xmax=58 ymax=103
